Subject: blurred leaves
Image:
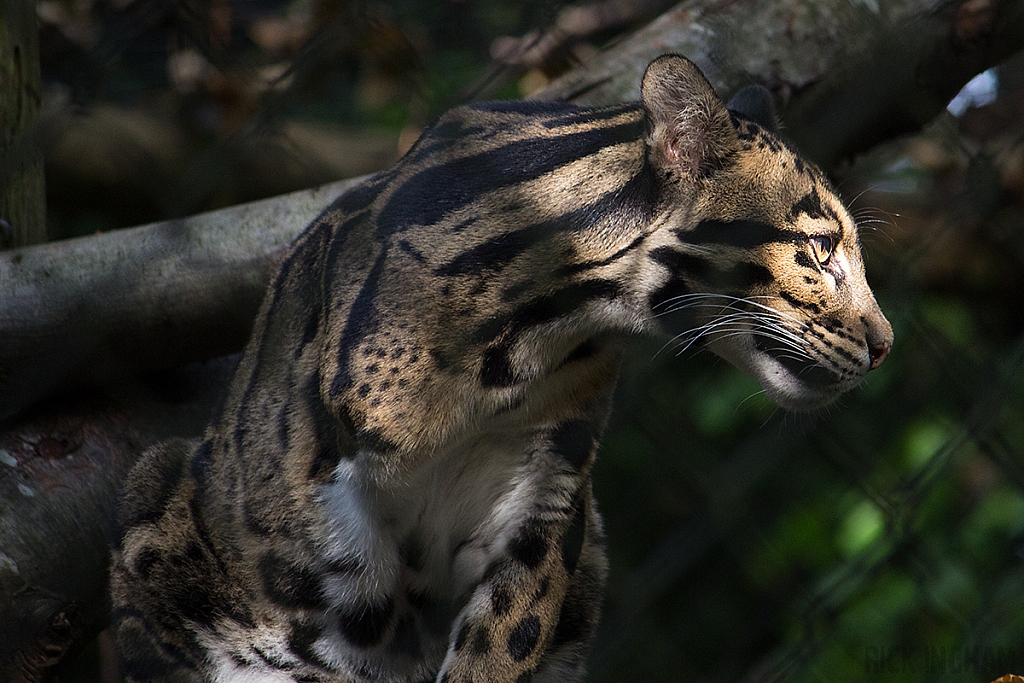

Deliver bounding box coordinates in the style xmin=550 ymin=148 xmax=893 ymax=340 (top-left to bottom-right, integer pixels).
xmin=37 ymin=0 xmax=633 ymax=237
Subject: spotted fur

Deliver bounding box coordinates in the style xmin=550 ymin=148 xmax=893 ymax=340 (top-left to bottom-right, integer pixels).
xmin=111 ymin=55 xmax=892 ymax=683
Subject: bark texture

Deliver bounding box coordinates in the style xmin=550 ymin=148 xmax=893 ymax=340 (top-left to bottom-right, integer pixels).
xmin=0 ymin=179 xmax=358 ymax=422
xmin=0 ymin=0 xmax=46 ymax=246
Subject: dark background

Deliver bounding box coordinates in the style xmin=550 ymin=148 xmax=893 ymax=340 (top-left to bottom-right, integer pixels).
xmin=28 ymin=0 xmax=1024 ymax=681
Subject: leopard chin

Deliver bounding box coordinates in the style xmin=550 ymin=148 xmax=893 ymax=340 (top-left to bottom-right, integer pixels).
xmin=709 ymin=332 xmax=865 ymax=412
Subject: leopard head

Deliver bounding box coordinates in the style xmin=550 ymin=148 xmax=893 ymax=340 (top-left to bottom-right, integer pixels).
xmin=639 ymin=55 xmax=892 ymax=411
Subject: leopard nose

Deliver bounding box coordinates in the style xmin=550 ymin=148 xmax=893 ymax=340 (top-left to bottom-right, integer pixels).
xmin=868 ymin=339 xmax=890 ymax=370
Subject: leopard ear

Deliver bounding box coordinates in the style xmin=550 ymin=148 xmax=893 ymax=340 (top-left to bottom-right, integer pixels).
xmin=727 ymin=84 xmax=779 ymax=133
xmin=641 ymin=54 xmax=737 ymax=180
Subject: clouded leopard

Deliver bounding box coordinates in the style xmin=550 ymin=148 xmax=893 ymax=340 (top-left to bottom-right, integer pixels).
xmin=111 ymin=55 xmax=892 ymax=683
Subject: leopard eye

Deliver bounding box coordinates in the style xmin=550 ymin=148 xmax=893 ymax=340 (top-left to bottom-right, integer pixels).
xmin=809 ymin=235 xmax=835 ymax=266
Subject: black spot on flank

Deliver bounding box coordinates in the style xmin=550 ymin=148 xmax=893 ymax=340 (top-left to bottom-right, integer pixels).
xmin=562 ymin=498 xmax=588 ymax=575
xmin=401 ymin=534 xmax=426 ymax=571
xmin=338 ymin=598 xmax=394 ymax=648
xmin=190 ymin=439 xmax=213 ymax=490
xmin=289 ymin=620 xmax=332 ymax=671
xmin=295 ymin=308 xmax=321 ymax=361
xmin=532 ymin=575 xmax=551 ymax=603
xmin=306 ymin=370 xmax=348 ymax=483
xmin=276 ymin=402 xmax=291 ymax=450
xmin=133 ymin=547 xmax=160 ymax=577
xmin=175 ymin=582 xmax=219 ymax=629
xmin=184 ymin=541 xmax=204 ymax=562
xmin=190 ymin=485 xmax=221 ymax=557
xmin=260 ymin=552 xmax=326 ymax=610
xmin=474 ymin=279 xmax=623 ymax=345
xmin=508 ymin=615 xmax=542 ymax=661
xmin=491 ymin=585 xmax=513 ymax=616
xmin=454 ymin=620 xmax=471 ymax=651
xmin=330 ymin=249 xmax=388 ymax=398
xmin=471 ymin=626 xmax=491 ymax=655
xmin=357 ymin=383 xmax=372 ymax=398
xmin=398 ymin=239 xmax=428 ymax=263
xmin=429 ymin=347 xmax=451 ymax=371
xmin=434 ymin=226 xmax=545 ymax=277
xmin=480 ymin=345 xmax=516 ymax=387
xmin=509 ymin=520 xmax=549 ymax=569
xmin=550 ymin=419 xmax=598 ymax=470
xmin=232 ymin=423 xmax=250 ymax=462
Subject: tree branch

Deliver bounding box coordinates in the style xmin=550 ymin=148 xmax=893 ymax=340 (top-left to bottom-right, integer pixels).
xmin=0 ymin=357 xmax=237 ymax=682
xmin=0 ymin=179 xmax=358 ymax=421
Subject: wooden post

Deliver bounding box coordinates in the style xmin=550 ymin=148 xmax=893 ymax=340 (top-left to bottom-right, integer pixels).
xmin=0 ymin=0 xmax=46 ymax=247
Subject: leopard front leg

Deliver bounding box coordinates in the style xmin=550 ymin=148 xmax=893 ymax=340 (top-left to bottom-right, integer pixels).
xmin=438 ymin=478 xmax=607 ymax=683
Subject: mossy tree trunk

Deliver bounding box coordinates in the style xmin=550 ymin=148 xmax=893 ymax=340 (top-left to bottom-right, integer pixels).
xmin=0 ymin=0 xmax=46 ymax=248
